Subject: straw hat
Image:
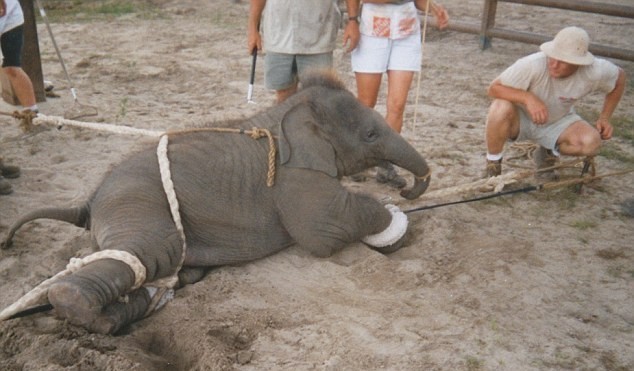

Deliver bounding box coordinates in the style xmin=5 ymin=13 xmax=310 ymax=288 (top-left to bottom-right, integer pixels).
xmin=540 ymin=27 xmax=594 ymax=65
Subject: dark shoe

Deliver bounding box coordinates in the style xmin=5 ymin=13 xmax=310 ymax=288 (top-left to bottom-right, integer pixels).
xmin=534 ymin=146 xmax=559 ymax=181
xmin=376 ymin=164 xmax=407 ymax=189
xmin=0 ymin=161 xmax=20 ymax=179
xmin=484 ymin=159 xmax=502 ymax=178
xmin=350 ymin=171 xmax=368 ymax=183
xmin=0 ymin=176 xmax=12 ymax=195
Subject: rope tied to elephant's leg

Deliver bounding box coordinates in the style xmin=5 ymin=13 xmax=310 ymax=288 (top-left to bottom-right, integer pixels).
xmin=0 ymin=249 xmax=147 ymax=321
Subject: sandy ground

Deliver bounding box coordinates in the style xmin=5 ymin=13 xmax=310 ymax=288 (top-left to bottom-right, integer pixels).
xmin=1 ymin=0 xmax=633 ymax=370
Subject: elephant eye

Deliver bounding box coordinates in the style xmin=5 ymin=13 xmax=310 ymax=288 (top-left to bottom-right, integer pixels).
xmin=365 ymin=129 xmax=379 ymax=142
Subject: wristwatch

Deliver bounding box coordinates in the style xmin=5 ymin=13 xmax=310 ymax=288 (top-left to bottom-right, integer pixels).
xmin=348 ymin=16 xmax=359 ymax=23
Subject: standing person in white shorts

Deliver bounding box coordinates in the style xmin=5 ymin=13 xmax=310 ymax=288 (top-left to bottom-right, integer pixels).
xmin=247 ymin=0 xmax=360 ymax=104
xmin=484 ymin=26 xmax=626 ymax=179
xmin=351 ymin=0 xmax=448 ymax=188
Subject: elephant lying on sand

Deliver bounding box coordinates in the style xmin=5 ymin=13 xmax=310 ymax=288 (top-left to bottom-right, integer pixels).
xmin=1 ymin=72 xmax=431 ymax=334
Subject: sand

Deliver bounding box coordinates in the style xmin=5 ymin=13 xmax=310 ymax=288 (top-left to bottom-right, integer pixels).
xmin=1 ymin=0 xmax=633 ymax=369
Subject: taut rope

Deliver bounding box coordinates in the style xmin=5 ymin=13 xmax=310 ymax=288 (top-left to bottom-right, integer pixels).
xmin=411 ymin=0 xmax=432 ymax=132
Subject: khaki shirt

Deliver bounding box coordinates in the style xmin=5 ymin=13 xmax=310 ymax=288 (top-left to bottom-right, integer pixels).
xmin=262 ymin=0 xmax=341 ymax=54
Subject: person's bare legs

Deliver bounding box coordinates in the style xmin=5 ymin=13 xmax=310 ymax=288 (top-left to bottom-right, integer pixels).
xmin=485 ymin=99 xmax=520 ymax=155
xmin=355 ymin=71 xmax=407 ymax=188
xmin=275 ymin=82 xmax=298 ymax=104
xmin=2 ymin=66 xmax=36 ymax=108
xmin=556 ymin=121 xmax=602 ymax=156
xmin=355 ymin=72 xmax=382 ymax=109
xmin=484 ymin=99 xmax=520 ymax=177
xmin=385 ymin=70 xmax=414 ymax=134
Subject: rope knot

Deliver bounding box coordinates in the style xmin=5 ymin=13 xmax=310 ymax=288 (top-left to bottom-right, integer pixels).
xmin=249 ymin=127 xmax=267 ymax=139
xmin=12 ymin=109 xmax=37 ymax=132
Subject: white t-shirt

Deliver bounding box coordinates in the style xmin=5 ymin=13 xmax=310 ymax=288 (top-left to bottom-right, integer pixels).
xmin=262 ymin=0 xmax=341 ymax=54
xmin=498 ymin=52 xmax=620 ymax=124
xmin=0 ymin=0 xmax=24 ymax=34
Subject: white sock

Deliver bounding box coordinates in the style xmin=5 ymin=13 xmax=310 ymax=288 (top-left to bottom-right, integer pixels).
xmin=26 ymin=104 xmax=39 ymax=112
xmin=486 ymin=152 xmax=503 ymax=161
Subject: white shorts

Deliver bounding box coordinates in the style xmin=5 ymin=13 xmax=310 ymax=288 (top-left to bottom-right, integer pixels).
xmin=351 ymin=33 xmax=421 ymax=73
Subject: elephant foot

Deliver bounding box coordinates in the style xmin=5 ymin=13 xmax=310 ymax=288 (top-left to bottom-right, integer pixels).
xmin=48 ymin=259 xmax=137 ymax=334
xmin=90 ymin=289 xmax=152 ymax=334
xmin=177 ymin=267 xmax=208 ymax=288
xmin=371 ymin=239 xmax=405 ymax=254
xmin=49 ymin=279 xmax=152 ymax=335
xmin=48 ymin=278 xmax=104 ymax=331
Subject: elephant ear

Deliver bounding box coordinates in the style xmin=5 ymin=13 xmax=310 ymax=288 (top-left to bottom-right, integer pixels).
xmin=278 ymin=104 xmax=337 ymax=177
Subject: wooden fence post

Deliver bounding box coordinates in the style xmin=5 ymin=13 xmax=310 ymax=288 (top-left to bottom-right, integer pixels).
xmin=2 ymin=0 xmax=46 ymax=105
xmin=480 ymin=0 xmax=497 ymax=50
xmin=21 ymin=0 xmax=46 ymax=103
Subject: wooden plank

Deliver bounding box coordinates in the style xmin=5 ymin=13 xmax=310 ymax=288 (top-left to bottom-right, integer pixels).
xmin=500 ymin=0 xmax=634 ymax=18
xmin=20 ymin=0 xmax=46 ymax=103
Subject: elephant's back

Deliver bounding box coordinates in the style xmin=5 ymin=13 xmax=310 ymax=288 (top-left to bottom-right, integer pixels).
xmin=166 ymin=131 xmax=290 ymax=253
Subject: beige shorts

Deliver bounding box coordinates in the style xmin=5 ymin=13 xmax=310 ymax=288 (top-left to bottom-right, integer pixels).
xmin=516 ymin=109 xmax=586 ymax=154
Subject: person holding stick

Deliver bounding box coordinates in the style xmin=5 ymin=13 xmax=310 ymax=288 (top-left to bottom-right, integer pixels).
xmin=247 ymin=0 xmax=360 ymax=104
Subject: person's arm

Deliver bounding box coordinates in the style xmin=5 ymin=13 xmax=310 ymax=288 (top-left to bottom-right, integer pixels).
xmin=247 ymin=0 xmax=266 ymax=54
xmin=415 ymin=0 xmax=449 ymax=29
xmin=0 ymin=0 xmax=7 ymax=17
xmin=595 ymin=67 xmax=626 ymax=140
xmin=488 ymin=78 xmax=550 ymax=125
xmin=342 ymin=0 xmax=360 ymax=52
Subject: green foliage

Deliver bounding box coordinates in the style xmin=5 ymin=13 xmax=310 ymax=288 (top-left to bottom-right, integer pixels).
xmin=569 ymin=220 xmax=597 ymax=230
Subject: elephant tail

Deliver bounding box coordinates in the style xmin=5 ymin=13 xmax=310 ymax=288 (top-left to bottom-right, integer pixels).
xmin=1 ymin=205 xmax=90 ymax=249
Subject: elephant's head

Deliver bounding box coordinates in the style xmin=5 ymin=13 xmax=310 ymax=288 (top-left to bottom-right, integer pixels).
xmin=278 ymin=71 xmax=431 ymax=200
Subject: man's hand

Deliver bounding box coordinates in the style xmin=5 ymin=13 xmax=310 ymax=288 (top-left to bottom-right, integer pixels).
xmin=415 ymin=0 xmax=449 ymax=30
xmin=595 ymin=118 xmax=613 ymax=140
xmin=342 ymin=19 xmax=360 ymax=52
xmin=524 ymin=94 xmax=549 ymax=125
xmin=431 ymin=3 xmax=449 ymax=30
xmin=0 ymin=0 xmax=7 ymax=17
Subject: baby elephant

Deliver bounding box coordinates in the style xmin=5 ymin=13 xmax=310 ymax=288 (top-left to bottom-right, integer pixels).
xmin=1 ymin=72 xmax=431 ymax=334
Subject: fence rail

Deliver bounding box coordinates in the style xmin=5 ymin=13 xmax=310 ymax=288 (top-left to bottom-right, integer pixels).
xmin=427 ymin=0 xmax=634 ymax=62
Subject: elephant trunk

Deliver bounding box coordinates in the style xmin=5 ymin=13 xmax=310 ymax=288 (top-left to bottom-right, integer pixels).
xmin=386 ymin=137 xmax=431 ymax=200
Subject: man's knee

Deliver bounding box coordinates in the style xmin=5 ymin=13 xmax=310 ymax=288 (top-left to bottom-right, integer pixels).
xmin=558 ymin=122 xmax=602 ymax=156
xmin=487 ymin=99 xmax=517 ymax=123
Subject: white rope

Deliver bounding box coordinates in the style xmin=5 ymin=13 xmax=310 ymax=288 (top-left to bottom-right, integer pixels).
xmin=33 ymin=114 xmax=165 ymax=137
xmin=156 ymin=135 xmax=187 ymax=270
xmin=0 ymin=250 xmax=146 ymax=321
xmin=417 ymin=169 xmax=534 ymax=201
xmin=411 ymin=0 xmax=432 ymax=132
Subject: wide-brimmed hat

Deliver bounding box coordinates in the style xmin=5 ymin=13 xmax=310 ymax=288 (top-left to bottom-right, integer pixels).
xmin=540 ymin=26 xmax=594 ymax=65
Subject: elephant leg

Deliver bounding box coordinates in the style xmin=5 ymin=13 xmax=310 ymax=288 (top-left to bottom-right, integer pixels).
xmin=48 ymin=259 xmax=135 ymax=333
xmin=177 ymin=267 xmax=208 ymax=287
xmin=89 ymin=288 xmax=152 ymax=334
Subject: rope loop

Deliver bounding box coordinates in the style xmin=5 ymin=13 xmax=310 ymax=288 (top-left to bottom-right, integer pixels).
xmin=11 ymin=109 xmax=37 ymax=132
